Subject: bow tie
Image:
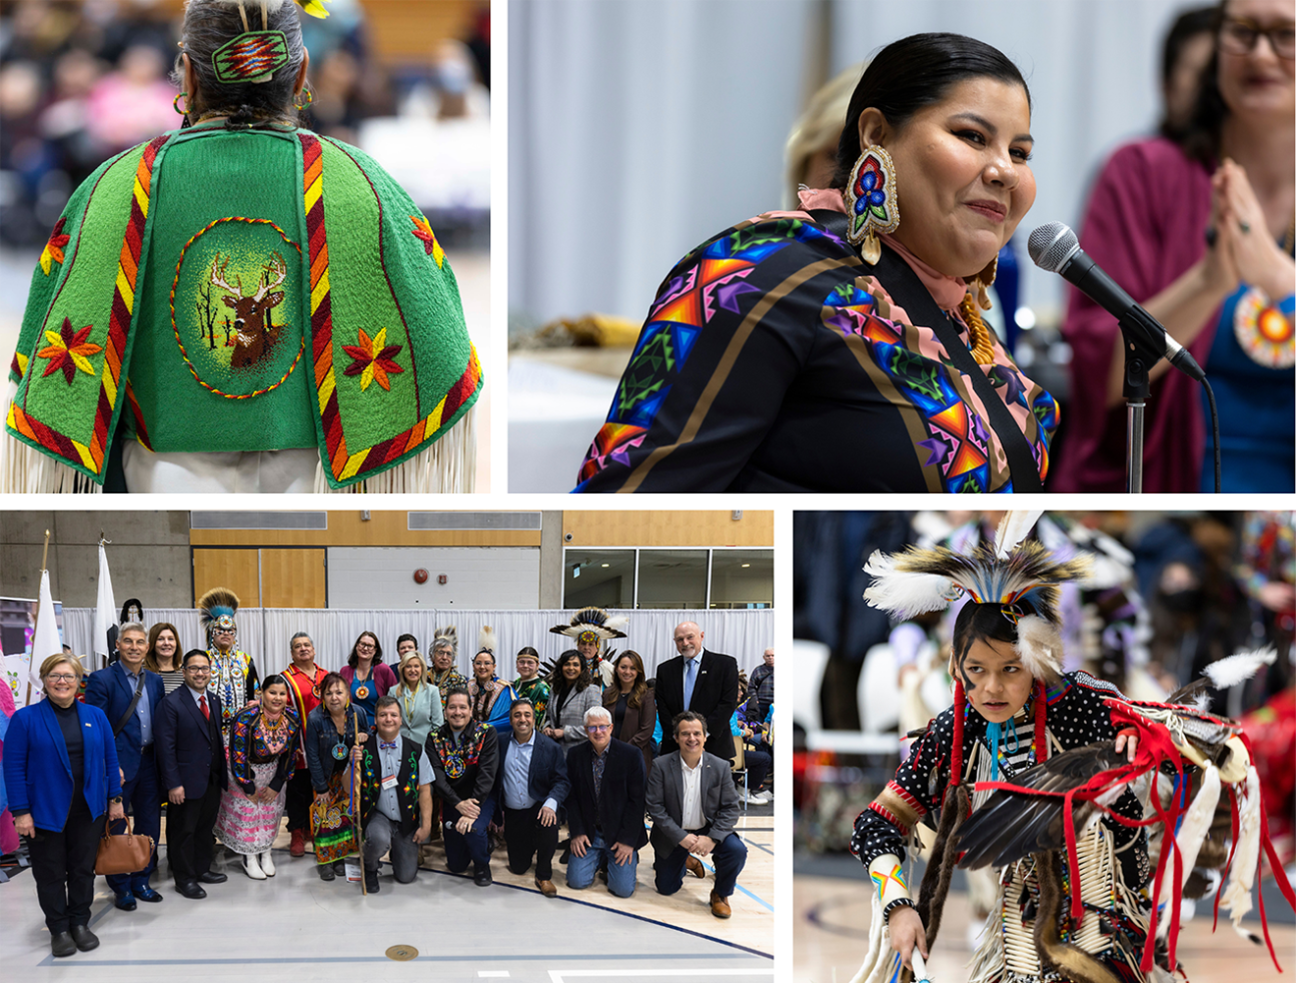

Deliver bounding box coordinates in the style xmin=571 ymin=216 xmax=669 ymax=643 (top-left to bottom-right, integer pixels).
xmin=379 ymin=741 xmax=398 ymax=750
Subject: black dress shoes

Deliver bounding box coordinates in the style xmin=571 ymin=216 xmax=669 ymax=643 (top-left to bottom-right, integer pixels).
xmin=363 ymin=867 xmax=380 ymax=893
xmin=114 ymin=891 xmax=136 ymax=911
xmin=473 ymin=865 xmax=492 ymax=887
xmin=176 ymin=880 xmax=207 ymax=899
xmin=50 ymin=932 xmax=76 ymax=958
xmin=70 ymin=925 xmax=99 ymax=951
xmin=197 ymin=871 xmax=227 ymax=884
xmin=135 ymin=886 xmax=163 ymax=903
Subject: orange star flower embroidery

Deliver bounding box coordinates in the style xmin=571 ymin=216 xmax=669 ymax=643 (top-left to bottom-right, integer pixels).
xmin=342 ymin=327 xmax=404 ymax=391
xmin=39 ymin=317 xmax=101 ymax=385
xmin=40 ymin=218 xmax=70 ymax=275
xmin=409 ymin=214 xmax=445 ymax=268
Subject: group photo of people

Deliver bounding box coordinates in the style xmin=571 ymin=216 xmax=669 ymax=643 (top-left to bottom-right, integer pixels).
xmin=0 ymin=508 xmax=774 ymax=977
xmin=792 ymin=509 xmax=1295 ymax=983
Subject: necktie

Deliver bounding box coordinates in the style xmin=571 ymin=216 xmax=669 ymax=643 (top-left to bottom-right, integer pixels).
xmin=200 ymin=694 xmax=210 ymax=720
xmin=683 ymin=657 xmax=698 ymax=712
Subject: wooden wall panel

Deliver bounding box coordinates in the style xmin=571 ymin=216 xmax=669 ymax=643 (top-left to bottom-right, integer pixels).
xmin=192 ymin=549 xmax=260 ymax=607
xmin=260 ymin=549 xmax=327 ymax=609
xmin=562 ymin=511 xmax=773 ymax=548
xmin=190 ymin=512 xmax=540 ymax=548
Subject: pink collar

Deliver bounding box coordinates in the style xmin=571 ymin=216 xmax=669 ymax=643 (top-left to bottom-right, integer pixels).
xmin=797 ymin=188 xmax=970 ymax=311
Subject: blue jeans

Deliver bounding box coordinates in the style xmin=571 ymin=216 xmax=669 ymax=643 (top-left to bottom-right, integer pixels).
xmin=654 ymin=826 xmax=747 ymax=898
xmin=565 ymin=831 xmax=638 ymax=897
xmin=107 ymin=744 xmax=160 ymax=895
xmin=443 ymin=794 xmax=494 ymax=874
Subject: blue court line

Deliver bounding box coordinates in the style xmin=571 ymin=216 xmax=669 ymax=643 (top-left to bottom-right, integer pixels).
xmin=746 ymin=840 xmax=775 ymax=857
xmin=38 ymin=953 xmax=763 ymax=968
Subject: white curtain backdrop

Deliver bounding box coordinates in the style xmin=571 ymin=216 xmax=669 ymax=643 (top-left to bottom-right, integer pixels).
xmin=510 ymin=0 xmax=1194 ymax=327
xmin=61 ymin=608 xmax=773 ymax=679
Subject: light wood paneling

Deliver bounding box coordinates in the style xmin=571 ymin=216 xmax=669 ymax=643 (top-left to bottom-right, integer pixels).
xmin=190 ymin=512 xmax=540 ymax=548
xmin=562 ymin=511 xmax=773 ymax=547
xmin=260 ymin=549 xmax=327 ymax=608
xmin=192 ymin=548 xmax=260 ymax=607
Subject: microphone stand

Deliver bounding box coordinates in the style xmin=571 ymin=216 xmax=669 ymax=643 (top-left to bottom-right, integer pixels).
xmin=1117 ymin=314 xmax=1166 ymax=494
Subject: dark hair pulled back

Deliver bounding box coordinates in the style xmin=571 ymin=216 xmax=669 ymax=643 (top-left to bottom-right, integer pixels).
xmin=832 ymin=33 xmax=1032 ymax=188
xmin=176 ymin=0 xmax=307 ymax=128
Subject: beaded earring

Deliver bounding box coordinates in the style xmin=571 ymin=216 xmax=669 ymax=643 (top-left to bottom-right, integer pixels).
xmin=844 ymin=144 xmax=900 ymax=265
xmin=173 ymin=91 xmax=190 ymax=116
xmin=294 ymin=87 xmax=314 ymax=111
xmin=973 ymin=254 xmax=997 ymax=312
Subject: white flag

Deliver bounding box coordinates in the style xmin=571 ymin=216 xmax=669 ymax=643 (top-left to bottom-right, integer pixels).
xmin=93 ymin=541 xmax=118 ymax=670
xmin=30 ymin=570 xmax=62 ymax=692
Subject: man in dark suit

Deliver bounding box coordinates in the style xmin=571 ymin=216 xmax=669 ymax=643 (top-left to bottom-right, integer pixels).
xmin=654 ymin=621 xmax=739 ymax=760
xmin=84 ymin=622 xmax=165 ymax=910
xmin=647 ymin=711 xmax=747 ymax=918
xmin=155 ymin=649 xmax=229 ymax=899
xmin=565 ymin=705 xmax=647 ymax=898
xmin=494 ymin=698 xmax=569 ymax=897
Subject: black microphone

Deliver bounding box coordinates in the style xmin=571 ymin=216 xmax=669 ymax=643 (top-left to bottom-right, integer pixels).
xmin=1027 ymin=222 xmax=1205 ymax=382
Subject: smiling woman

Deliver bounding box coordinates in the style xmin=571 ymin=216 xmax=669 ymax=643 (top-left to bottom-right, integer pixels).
xmin=574 ymin=33 xmax=1057 ymax=494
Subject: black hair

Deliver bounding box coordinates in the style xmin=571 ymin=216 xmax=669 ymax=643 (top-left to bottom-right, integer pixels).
xmin=1159 ymin=5 xmax=1221 ymax=141
xmin=261 ymin=673 xmax=288 ymax=691
xmin=176 ymin=0 xmax=308 ymax=129
xmin=347 ymin=631 xmax=383 ymax=669
xmin=516 ymin=646 xmax=540 ymax=660
xmin=548 ymin=648 xmax=591 ymax=694
xmin=374 ymin=694 xmax=401 ymax=716
xmin=444 ymin=686 xmax=471 ymax=707
xmin=832 ymin=32 xmax=1032 ymax=188
xmin=396 ymin=633 xmax=419 ymax=651
xmin=950 ymin=599 xmax=1040 ymax=690
xmin=182 ymin=648 xmax=210 ymax=668
xmin=672 ymin=709 xmax=709 ymax=738
xmin=1179 ymin=2 xmax=1231 ymax=164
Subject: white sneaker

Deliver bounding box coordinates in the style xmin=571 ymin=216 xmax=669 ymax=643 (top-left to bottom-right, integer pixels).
xmin=243 ymin=853 xmax=266 ymax=880
xmin=743 ymin=790 xmax=770 ymax=805
xmin=260 ymin=851 xmax=276 ymax=877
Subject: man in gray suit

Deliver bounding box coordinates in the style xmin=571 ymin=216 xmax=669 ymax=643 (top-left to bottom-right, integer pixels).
xmin=645 ymin=710 xmax=748 ymax=918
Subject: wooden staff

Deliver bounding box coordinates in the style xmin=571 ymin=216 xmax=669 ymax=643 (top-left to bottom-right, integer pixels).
xmin=353 ymin=705 xmax=366 ymax=897
xmin=24 ymin=529 xmax=52 ymax=707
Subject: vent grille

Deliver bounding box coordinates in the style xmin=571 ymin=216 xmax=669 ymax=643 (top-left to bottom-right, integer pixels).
xmin=191 ymin=512 xmax=328 ymax=530
xmin=408 ymin=512 xmax=543 ymax=531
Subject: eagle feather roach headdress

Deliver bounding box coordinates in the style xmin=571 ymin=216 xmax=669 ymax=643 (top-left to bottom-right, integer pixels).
xmin=549 ymin=606 xmax=629 ymax=646
xmin=432 ymin=625 xmax=458 ymax=657
xmin=197 ymin=586 xmax=240 ymax=638
xmin=864 ymin=511 xmax=1089 ymax=681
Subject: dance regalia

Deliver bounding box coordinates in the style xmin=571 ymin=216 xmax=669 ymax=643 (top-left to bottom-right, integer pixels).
xmin=4 ymin=122 xmax=481 ymax=492
xmin=469 ymin=678 xmax=516 ymax=732
xmin=207 ymin=647 xmax=259 ymax=737
xmin=513 ymin=677 xmax=550 ymax=727
xmin=430 ymin=667 xmax=468 ymax=706
xmin=215 ymin=705 xmax=300 ymax=856
xmin=283 ymin=663 xmax=326 ymax=769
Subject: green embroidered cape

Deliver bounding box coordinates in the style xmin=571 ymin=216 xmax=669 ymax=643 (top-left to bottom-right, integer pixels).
xmin=7 ymin=124 xmax=481 ymax=489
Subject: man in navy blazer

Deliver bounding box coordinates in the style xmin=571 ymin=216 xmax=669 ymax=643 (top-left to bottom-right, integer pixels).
xmin=565 ymin=705 xmax=648 ymax=898
xmin=84 ymin=622 xmax=165 ymax=909
xmin=654 ymin=621 xmax=740 ymax=761
xmin=155 ymin=650 xmax=229 ymax=899
xmin=495 ymin=698 xmax=569 ymax=897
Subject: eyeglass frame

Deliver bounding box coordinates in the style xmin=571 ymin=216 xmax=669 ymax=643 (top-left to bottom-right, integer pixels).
xmin=1219 ymin=17 xmax=1296 ymax=60
xmin=45 ymin=673 xmax=79 ymax=682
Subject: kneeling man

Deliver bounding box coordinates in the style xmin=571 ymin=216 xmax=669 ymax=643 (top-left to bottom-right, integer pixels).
xmin=496 ymin=699 xmax=569 ymax=897
xmin=359 ymin=697 xmax=434 ymax=893
xmin=646 ymin=711 xmax=747 ymax=918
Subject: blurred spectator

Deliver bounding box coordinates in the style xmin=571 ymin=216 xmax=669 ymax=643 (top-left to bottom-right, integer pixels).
xmin=1159 ymin=5 xmax=1218 ymax=141
xmin=84 ymin=43 xmax=173 ymax=156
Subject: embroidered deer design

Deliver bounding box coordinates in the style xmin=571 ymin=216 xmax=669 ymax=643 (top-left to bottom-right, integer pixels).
xmin=209 ymin=252 xmax=287 ymax=369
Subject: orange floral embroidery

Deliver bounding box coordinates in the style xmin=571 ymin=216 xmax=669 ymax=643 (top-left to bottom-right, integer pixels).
xmin=39 ymin=317 xmax=101 ymax=384
xmin=409 ymin=214 xmax=445 ymax=268
xmin=40 ymin=218 xmax=70 ymax=275
xmin=342 ymin=327 xmax=403 ymax=392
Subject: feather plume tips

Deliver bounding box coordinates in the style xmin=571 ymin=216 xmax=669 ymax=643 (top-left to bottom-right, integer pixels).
xmin=1015 ymin=614 xmax=1064 ymax=681
xmin=433 ymin=625 xmax=458 ymax=654
xmin=993 ymin=510 xmax=1043 ymax=559
xmin=1204 ymin=647 xmax=1276 ymax=689
xmin=862 ymin=550 xmax=958 ymax=618
xmin=197 ymin=586 xmax=240 ymax=627
xmin=477 ymin=625 xmax=497 ymax=656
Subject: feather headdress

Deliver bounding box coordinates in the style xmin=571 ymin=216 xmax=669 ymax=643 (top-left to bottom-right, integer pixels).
xmin=432 ymin=625 xmax=458 ymax=656
xmin=549 ymin=606 xmax=629 ymax=644
xmin=477 ymin=625 xmax=497 ymax=656
xmin=197 ymin=586 xmax=240 ymax=635
xmin=864 ymin=512 xmax=1089 ymax=680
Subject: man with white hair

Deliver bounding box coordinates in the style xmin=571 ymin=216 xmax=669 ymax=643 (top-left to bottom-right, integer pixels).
xmin=565 ymin=705 xmax=648 ymax=897
xmin=654 ymin=621 xmax=739 ymax=760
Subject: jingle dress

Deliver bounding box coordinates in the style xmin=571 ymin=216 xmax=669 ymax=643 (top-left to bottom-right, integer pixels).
xmin=1056 ymin=137 xmax=1294 ymax=493
xmin=575 ymin=190 xmax=1058 ymax=493
xmin=852 ymin=671 xmax=1153 ymax=983
xmin=214 ymin=705 xmax=300 ymax=855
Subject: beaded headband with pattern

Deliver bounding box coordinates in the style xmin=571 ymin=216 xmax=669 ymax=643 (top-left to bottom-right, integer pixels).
xmin=206 ymin=0 xmax=330 ymax=84
xmin=863 ymin=511 xmax=1090 ymax=681
xmin=197 ymin=586 xmax=241 ymax=640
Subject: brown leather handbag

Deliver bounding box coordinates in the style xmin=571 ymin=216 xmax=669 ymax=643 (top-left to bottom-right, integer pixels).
xmin=94 ymin=816 xmax=155 ymax=876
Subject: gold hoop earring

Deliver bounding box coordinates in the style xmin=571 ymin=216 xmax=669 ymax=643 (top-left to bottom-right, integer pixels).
xmin=844 ymin=144 xmax=900 ymax=265
xmin=173 ymin=91 xmax=189 ymax=116
xmin=294 ymin=88 xmax=313 ymax=111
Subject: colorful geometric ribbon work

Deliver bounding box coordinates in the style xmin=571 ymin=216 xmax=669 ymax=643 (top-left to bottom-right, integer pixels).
xmin=211 ymin=31 xmax=290 ymax=84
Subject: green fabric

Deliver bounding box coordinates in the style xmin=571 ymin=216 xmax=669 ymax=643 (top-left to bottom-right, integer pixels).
xmin=130 ymin=126 xmax=315 ymax=452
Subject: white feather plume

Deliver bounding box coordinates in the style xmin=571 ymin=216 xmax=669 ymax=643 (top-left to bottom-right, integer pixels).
xmin=993 ymin=510 xmax=1043 ymax=559
xmin=604 ymin=614 xmax=630 ymax=634
xmin=1014 ymin=614 xmax=1063 ymax=681
xmin=477 ymin=625 xmax=497 ymax=655
xmin=862 ymin=550 xmax=956 ymax=618
xmin=1204 ymin=647 xmax=1276 ymax=689
xmin=1220 ymin=766 xmax=1261 ymax=930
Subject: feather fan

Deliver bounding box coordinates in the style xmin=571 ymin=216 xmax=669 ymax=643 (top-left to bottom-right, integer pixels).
xmin=1204 ymin=648 xmax=1276 ymax=689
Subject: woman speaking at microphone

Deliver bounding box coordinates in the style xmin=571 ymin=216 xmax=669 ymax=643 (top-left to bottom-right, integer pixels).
xmin=574 ymin=33 xmax=1056 ymax=494
xmin=1057 ymin=0 xmax=1294 ymax=493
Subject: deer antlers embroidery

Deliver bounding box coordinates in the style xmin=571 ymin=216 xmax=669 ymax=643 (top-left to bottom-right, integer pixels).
xmin=209 ymin=251 xmax=287 ymax=369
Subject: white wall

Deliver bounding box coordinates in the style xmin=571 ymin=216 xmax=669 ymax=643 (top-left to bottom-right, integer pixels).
xmin=325 ymin=547 xmax=540 ymax=609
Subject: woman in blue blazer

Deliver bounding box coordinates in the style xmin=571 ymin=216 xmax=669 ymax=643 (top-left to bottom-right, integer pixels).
xmin=3 ymin=654 xmax=124 ymax=958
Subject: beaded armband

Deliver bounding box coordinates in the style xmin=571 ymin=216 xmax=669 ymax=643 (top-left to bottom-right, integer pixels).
xmin=883 ymin=897 xmax=917 ymax=923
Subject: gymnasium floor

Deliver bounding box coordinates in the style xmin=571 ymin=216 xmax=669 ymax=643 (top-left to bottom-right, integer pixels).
xmin=793 ymin=854 xmax=1296 ymax=983
xmin=0 ymin=807 xmax=774 ymax=981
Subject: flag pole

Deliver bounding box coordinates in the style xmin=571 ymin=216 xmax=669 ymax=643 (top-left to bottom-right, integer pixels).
xmin=25 ymin=529 xmax=51 ymax=707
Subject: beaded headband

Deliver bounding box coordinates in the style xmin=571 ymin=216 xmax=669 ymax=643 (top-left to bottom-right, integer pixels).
xmin=205 ymin=0 xmax=330 ymax=85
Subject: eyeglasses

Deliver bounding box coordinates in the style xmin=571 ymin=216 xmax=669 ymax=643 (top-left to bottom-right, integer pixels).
xmin=1220 ymin=18 xmax=1296 ymax=59
xmin=185 ymin=666 xmax=212 ymax=674
xmin=46 ymin=673 xmax=78 ymax=683
xmin=587 ymin=724 xmax=612 ymax=732
xmin=356 ymin=642 xmax=376 ymax=651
